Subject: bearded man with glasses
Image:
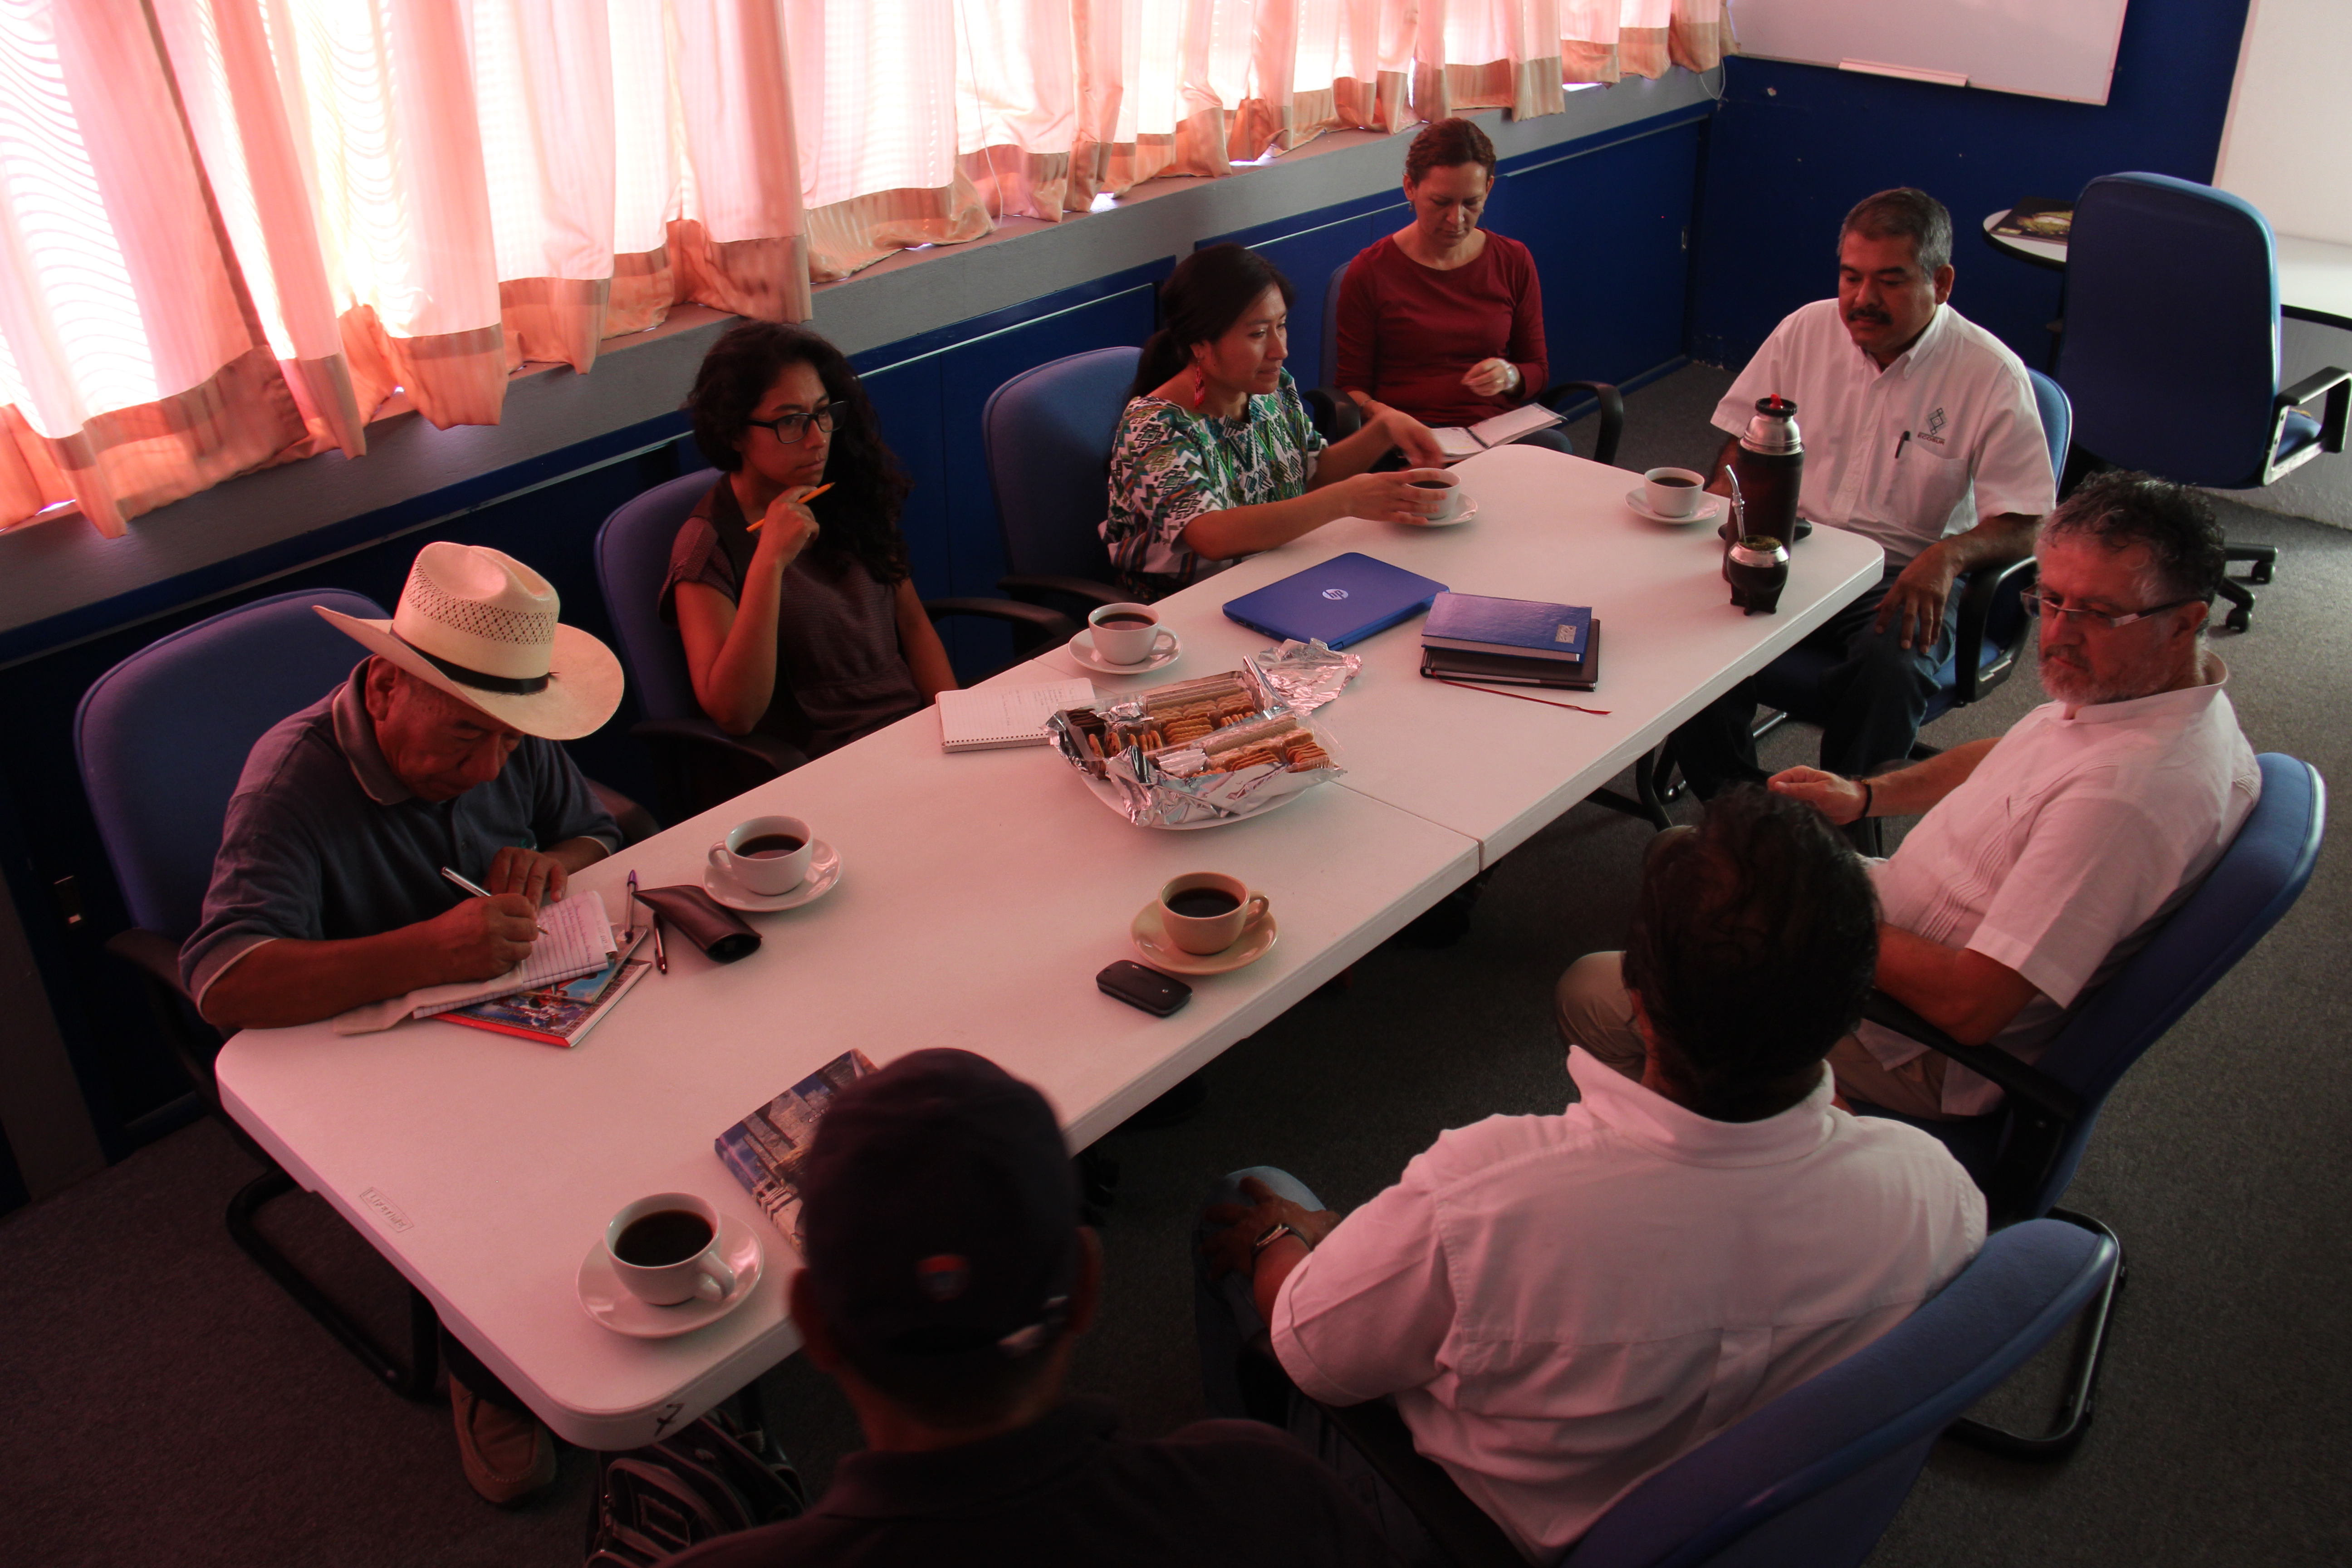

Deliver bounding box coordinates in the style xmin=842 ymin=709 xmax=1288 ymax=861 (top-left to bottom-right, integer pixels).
xmin=1558 ymin=471 xmax=2259 ymax=1119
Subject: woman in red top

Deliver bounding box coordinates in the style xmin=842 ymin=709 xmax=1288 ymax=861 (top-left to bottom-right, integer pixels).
xmin=1334 ymin=118 xmax=1572 ymax=454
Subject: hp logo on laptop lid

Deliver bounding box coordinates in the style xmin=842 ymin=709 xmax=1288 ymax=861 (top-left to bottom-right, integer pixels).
xmin=1323 ymin=588 xmax=1349 ymax=599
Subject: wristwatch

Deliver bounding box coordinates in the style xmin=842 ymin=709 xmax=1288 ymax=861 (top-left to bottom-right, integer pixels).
xmin=1251 ymin=1221 xmax=1301 ymax=1257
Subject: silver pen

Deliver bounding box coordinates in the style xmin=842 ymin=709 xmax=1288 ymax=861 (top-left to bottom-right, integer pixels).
xmin=440 ymin=865 xmax=549 ymax=934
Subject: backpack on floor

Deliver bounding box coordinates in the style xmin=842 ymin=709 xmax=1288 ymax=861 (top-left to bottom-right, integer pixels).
xmin=586 ymin=1406 xmax=805 ymax=1566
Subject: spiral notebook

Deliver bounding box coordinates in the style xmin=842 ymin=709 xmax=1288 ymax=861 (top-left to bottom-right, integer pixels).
xmin=937 ymin=679 xmax=1097 ymax=752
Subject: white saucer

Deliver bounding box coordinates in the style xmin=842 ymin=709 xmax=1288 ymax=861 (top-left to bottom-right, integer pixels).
xmin=1130 ymin=902 xmax=1279 ymax=975
xmin=1396 ymin=496 xmax=1480 ymax=528
xmin=1626 ymin=487 xmax=1726 ymax=526
xmin=703 ymin=841 xmax=842 ymax=911
xmin=579 ymin=1212 xmax=764 ymax=1339
xmin=1069 ymin=627 xmax=1182 ymax=675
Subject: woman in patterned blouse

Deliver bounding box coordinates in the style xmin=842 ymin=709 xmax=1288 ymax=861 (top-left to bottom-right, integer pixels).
xmin=1101 ymin=245 xmax=1450 ymax=601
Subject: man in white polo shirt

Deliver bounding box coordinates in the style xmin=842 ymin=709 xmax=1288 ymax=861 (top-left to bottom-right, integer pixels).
xmin=1566 ymin=472 xmax=2258 ymax=1119
xmin=1198 ymin=789 xmax=1983 ymax=1561
xmin=1671 ymin=187 xmax=2058 ymax=799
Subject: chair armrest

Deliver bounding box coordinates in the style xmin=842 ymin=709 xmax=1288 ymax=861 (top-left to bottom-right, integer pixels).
xmin=585 ymin=778 xmax=661 ymax=847
xmin=1303 ymin=387 xmax=1364 ymax=442
xmin=107 ymin=927 xmax=195 ymax=1005
xmin=1305 ymin=1396 xmax=1527 ymax=1568
xmin=922 ymin=596 xmax=1080 ymax=642
xmin=998 ymin=574 xmax=1131 ymax=611
xmin=2277 ymin=365 xmax=2351 ymax=455
xmin=1534 ymin=380 xmax=1624 ymax=466
xmin=630 ymin=718 xmax=807 ymax=778
xmin=1950 ymin=557 xmax=2036 ymax=706
xmin=1860 ymin=990 xmax=2082 ymax=1125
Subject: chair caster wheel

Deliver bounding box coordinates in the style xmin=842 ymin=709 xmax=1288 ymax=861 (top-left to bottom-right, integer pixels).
xmin=2226 ymin=606 xmax=2252 ymax=633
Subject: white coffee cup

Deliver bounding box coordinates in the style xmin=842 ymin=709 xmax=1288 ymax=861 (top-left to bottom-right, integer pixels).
xmin=1406 ymin=469 xmax=1465 ymax=521
xmin=1644 ymin=466 xmax=1705 ymax=519
xmin=1088 ymin=602 xmax=1169 ymax=666
xmin=606 ymin=1192 xmax=736 ymax=1307
xmin=709 ymin=814 xmax=813 ymax=896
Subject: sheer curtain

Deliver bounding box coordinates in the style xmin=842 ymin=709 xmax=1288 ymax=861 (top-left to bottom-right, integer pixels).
xmin=0 ymin=0 xmax=1725 ymax=537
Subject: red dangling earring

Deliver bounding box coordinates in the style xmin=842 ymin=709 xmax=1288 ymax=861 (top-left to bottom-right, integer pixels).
xmin=1191 ymin=363 xmax=1208 ymax=408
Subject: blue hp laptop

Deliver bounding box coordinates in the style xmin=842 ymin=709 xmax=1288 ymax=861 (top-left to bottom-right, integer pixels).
xmin=1221 ymin=553 xmax=1450 ymax=649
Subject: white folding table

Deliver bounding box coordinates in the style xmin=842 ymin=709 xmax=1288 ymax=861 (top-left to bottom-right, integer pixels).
xmin=214 ymin=446 xmax=1880 ymax=1449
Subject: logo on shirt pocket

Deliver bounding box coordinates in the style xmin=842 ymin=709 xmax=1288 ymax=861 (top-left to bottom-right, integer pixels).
xmin=1920 ymin=405 xmax=1949 ymax=445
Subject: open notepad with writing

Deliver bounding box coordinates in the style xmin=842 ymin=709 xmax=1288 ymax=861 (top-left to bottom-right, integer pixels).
xmin=332 ymin=890 xmax=617 ymax=1034
xmin=938 ymin=678 xmax=1096 ymax=752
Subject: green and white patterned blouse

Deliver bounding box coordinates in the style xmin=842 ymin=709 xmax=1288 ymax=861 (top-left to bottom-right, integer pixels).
xmin=1099 ymin=369 xmax=1327 ymax=601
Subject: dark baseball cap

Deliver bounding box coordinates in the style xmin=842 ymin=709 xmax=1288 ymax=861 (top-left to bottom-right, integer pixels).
xmin=800 ymin=1050 xmax=1079 ymax=1371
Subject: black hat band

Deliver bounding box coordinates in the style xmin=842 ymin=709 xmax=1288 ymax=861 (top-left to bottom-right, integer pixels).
xmin=397 ymin=634 xmax=552 ymax=696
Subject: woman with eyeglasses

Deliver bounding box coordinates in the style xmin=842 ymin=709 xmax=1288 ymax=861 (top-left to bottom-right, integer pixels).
xmin=665 ymin=321 xmax=954 ymax=758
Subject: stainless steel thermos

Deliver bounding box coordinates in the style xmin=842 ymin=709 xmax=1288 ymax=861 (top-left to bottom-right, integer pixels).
xmin=1728 ymin=396 xmax=1806 ymax=547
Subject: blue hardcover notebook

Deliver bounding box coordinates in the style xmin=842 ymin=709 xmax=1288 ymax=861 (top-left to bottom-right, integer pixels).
xmin=1421 ymin=592 xmax=1592 ymax=663
xmin=1221 ymin=553 xmax=1450 ymax=649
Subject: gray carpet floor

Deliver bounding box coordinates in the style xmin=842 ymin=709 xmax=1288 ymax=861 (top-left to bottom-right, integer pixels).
xmin=5 ymin=363 xmax=2346 ymax=1567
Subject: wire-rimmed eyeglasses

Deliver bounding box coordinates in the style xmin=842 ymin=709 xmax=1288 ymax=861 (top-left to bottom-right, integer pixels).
xmin=2020 ymin=588 xmax=2198 ymax=630
xmin=746 ymin=402 xmax=843 ymax=443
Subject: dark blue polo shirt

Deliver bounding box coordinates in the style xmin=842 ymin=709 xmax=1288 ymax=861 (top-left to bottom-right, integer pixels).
xmin=180 ymin=664 xmax=619 ymax=1005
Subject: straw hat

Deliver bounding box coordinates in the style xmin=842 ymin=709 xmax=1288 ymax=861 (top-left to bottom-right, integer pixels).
xmin=316 ymin=543 xmax=623 ymax=741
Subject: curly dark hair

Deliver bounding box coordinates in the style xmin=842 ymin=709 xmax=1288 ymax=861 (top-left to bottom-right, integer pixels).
xmin=685 ymin=320 xmax=913 ymax=585
xmin=1621 ymin=787 xmax=1881 ymax=1122
xmin=1130 ymin=244 xmax=1297 ymax=401
xmin=1404 ymin=117 xmax=1497 ymax=186
xmin=2041 ymin=469 xmax=2227 ymax=608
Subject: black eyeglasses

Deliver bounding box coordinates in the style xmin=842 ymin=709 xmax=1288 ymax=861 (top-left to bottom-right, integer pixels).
xmin=745 ymin=402 xmax=843 ymax=443
xmin=2020 ymin=589 xmax=2198 ymax=630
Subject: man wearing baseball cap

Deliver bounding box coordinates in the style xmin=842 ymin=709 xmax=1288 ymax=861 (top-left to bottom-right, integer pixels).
xmin=178 ymin=539 xmax=625 ymax=1502
xmin=667 ymin=1049 xmax=1401 ymax=1567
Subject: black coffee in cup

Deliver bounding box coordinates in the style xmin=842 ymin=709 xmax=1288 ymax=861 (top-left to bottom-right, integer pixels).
xmin=1166 ymin=887 xmax=1241 ymax=919
xmin=1095 ymin=612 xmax=1154 ymax=628
xmin=1654 ymin=475 xmax=1697 ymax=487
xmin=1410 ymin=480 xmax=1453 ymax=490
xmin=615 ymin=1209 xmax=714 ymax=1266
xmin=738 ymin=833 xmax=806 ymax=858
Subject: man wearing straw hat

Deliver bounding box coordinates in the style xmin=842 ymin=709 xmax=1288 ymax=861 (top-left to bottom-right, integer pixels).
xmin=180 ymin=540 xmax=625 ymax=1502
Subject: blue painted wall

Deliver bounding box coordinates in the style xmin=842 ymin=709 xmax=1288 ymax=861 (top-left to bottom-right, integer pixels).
xmin=1206 ymin=108 xmax=1710 ymax=411
xmin=1690 ymin=0 xmax=2253 ymax=371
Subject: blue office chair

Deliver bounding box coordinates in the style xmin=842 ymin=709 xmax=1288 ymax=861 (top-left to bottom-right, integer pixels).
xmin=1293 ymin=1219 xmax=2117 ymax=1568
xmin=2057 ymin=172 xmax=2351 ymax=630
xmin=596 ymin=463 xmax=1073 ymax=820
xmin=74 ymin=589 xmax=445 ymax=1401
xmin=1857 ymin=752 xmax=2325 ymax=1456
xmin=1317 ymin=259 xmax=1626 ymax=465
xmin=983 ymin=346 xmax=1144 ymax=622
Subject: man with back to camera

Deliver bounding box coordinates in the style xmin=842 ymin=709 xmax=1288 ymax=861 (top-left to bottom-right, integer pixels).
xmin=1564 ymin=472 xmax=2259 ymax=1120
xmin=1668 ymin=186 xmax=2058 ymax=799
xmin=178 ymin=539 xmax=625 ymax=1503
xmin=663 ymin=1048 xmax=1406 ymax=1568
xmin=1200 ymin=789 xmax=1984 ymax=1563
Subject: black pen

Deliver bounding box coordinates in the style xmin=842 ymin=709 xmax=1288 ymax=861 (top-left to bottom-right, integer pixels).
xmin=626 ymin=869 xmax=638 ymax=934
xmin=1895 ymin=430 xmax=1911 ymax=460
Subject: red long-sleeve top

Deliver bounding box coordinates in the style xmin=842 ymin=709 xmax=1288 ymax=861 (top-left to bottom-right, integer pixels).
xmin=1333 ymin=232 xmax=1548 ymax=429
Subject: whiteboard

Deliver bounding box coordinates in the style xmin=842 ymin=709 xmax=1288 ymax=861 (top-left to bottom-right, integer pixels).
xmin=1727 ymin=0 xmax=2132 ymax=105
xmin=2214 ymin=0 xmax=2352 ymax=247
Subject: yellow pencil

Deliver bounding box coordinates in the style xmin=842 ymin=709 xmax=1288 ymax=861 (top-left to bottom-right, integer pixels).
xmin=747 ymin=481 xmax=833 ymax=531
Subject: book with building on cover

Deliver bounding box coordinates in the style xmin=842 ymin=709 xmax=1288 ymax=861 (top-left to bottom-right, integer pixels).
xmin=938 ymin=679 xmax=1097 ymax=752
xmin=714 ymin=1049 xmax=879 ymax=1249
xmin=1422 ymin=591 xmax=1593 ymax=662
xmin=435 ymin=925 xmax=650 ymax=1048
xmin=1992 ymin=198 xmax=2073 ymax=240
